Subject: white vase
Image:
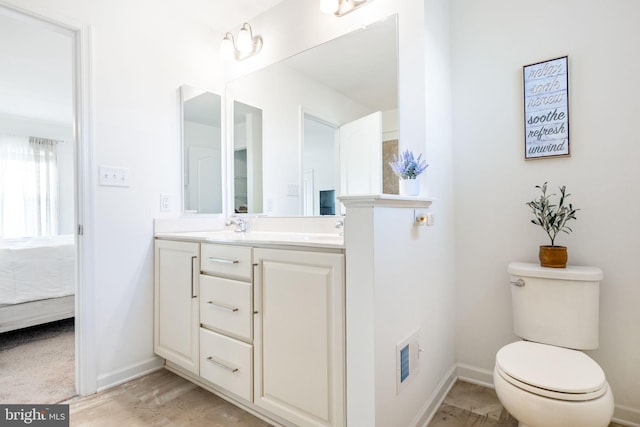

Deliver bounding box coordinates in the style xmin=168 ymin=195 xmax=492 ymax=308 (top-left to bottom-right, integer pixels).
xmin=399 ymin=179 xmax=420 ymax=196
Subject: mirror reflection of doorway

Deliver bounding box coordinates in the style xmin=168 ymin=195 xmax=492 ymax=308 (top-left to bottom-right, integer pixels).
xmin=302 ymin=114 xmax=338 ymax=216
xmin=182 ymin=87 xmax=223 ymax=214
xmin=0 ymin=5 xmax=77 ymax=403
xmin=233 ymin=101 xmax=263 ymax=214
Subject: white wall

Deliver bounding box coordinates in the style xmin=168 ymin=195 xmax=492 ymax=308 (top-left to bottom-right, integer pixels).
xmin=56 ymin=139 xmax=75 ymax=234
xmin=452 ymin=0 xmax=640 ymax=423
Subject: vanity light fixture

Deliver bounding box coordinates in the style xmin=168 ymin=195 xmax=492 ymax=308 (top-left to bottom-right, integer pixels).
xmin=320 ymin=0 xmax=374 ymax=16
xmin=219 ymin=23 xmax=263 ymax=61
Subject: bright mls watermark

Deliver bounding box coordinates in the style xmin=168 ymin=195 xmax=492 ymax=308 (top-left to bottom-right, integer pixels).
xmin=1 ymin=405 xmax=69 ymax=426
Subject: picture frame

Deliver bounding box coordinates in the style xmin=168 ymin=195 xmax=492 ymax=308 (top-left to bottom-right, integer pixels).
xmin=523 ymin=56 xmax=569 ymax=159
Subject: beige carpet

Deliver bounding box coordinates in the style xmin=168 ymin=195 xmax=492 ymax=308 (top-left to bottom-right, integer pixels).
xmin=0 ymin=318 xmax=75 ymax=404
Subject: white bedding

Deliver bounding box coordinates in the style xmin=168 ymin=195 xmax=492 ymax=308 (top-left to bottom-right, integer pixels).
xmin=0 ymin=235 xmax=75 ymax=305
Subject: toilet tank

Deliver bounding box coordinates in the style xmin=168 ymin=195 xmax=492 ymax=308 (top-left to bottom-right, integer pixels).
xmin=508 ymin=262 xmax=603 ymax=350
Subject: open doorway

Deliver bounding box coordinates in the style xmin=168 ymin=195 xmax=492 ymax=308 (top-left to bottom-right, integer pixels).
xmin=0 ymin=5 xmax=78 ymax=403
xmin=301 ymin=113 xmax=338 ymax=216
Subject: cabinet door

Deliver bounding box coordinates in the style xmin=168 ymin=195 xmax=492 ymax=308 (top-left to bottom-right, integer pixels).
xmin=254 ymin=248 xmax=345 ymax=427
xmin=154 ymin=239 xmax=200 ymax=374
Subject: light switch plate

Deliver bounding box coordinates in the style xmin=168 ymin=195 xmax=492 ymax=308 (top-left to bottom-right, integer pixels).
xmin=99 ymin=165 xmax=130 ymax=187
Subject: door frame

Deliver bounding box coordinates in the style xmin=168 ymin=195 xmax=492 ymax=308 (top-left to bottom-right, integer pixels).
xmin=0 ymin=0 xmax=97 ymax=396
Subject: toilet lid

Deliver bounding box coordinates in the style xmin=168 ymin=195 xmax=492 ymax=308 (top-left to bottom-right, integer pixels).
xmin=496 ymin=341 xmax=606 ymax=396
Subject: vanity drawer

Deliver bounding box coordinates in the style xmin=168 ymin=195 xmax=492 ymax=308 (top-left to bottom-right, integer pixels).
xmin=201 ymin=243 xmax=252 ymax=281
xmin=200 ymin=275 xmax=252 ymax=342
xmin=200 ymin=328 xmax=252 ymax=401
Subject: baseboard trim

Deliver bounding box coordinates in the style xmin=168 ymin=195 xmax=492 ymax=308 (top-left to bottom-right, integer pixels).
xmin=612 ymin=404 xmax=640 ymax=427
xmin=455 ymin=363 xmax=640 ymax=427
xmin=455 ymin=363 xmax=494 ymax=389
xmin=410 ymin=365 xmax=457 ymax=427
xmin=96 ymin=356 xmax=164 ymax=391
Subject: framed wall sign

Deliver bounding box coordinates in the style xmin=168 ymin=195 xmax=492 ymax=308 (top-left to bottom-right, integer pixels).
xmin=523 ymin=56 xmax=569 ymax=159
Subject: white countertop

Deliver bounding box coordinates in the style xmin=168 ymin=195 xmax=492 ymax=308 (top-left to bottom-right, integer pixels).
xmin=155 ymin=230 xmax=344 ymax=250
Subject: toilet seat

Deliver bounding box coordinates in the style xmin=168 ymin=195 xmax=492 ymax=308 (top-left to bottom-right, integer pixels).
xmin=496 ymin=341 xmax=607 ymax=402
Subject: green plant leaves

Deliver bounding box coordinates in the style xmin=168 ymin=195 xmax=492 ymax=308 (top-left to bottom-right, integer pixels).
xmin=526 ymin=181 xmax=579 ymax=246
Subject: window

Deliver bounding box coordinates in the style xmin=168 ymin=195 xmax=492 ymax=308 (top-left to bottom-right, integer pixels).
xmin=0 ymin=135 xmax=59 ymax=238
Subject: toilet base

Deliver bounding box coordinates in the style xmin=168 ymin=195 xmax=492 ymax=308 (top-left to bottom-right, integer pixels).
xmin=494 ymin=367 xmax=614 ymax=427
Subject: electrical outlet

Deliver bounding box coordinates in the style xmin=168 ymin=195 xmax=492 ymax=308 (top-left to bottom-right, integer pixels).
xmin=160 ymin=194 xmax=171 ymax=212
xmin=415 ymin=211 xmax=435 ymax=226
xmin=286 ymin=184 xmax=299 ymax=197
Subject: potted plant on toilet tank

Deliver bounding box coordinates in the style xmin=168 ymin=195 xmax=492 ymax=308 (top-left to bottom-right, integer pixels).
xmin=526 ymin=182 xmax=579 ymax=268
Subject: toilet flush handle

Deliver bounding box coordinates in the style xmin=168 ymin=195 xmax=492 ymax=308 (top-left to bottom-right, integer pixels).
xmin=510 ymin=278 xmax=525 ymax=287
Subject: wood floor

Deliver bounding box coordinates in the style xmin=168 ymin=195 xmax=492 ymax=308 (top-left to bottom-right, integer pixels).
xmin=68 ymin=369 xmax=626 ymax=427
xmin=67 ymin=369 xmax=271 ymax=427
xmin=429 ymin=380 xmax=625 ymax=427
xmin=428 ymin=381 xmax=518 ymax=426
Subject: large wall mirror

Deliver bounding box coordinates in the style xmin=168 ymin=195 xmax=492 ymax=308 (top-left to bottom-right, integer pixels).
xmin=226 ymin=15 xmax=398 ymax=216
xmin=181 ymin=85 xmax=223 ymax=215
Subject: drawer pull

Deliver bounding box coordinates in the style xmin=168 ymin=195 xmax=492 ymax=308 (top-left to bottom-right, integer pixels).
xmin=206 ymin=300 xmax=239 ymax=313
xmin=206 ymin=356 xmax=239 ymax=373
xmin=208 ymin=257 xmax=239 ymax=264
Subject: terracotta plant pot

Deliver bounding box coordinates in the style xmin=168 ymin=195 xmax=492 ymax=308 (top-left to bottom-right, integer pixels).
xmin=539 ymin=245 xmax=568 ymax=268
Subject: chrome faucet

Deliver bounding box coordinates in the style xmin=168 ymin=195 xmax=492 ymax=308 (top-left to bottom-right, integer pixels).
xmin=225 ymin=215 xmax=248 ymax=233
xmin=335 ymin=219 xmax=344 ymax=236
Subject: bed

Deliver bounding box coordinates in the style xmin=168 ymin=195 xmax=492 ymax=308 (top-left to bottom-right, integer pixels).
xmin=0 ymin=235 xmax=75 ymax=333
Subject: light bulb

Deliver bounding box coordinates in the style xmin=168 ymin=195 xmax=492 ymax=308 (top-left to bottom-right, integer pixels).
xmin=219 ymin=34 xmax=235 ymax=61
xmin=320 ymin=0 xmax=340 ymax=14
xmin=237 ymin=24 xmax=253 ymax=54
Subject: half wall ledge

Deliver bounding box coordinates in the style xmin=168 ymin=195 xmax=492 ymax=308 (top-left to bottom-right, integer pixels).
xmin=338 ymin=194 xmax=433 ymax=209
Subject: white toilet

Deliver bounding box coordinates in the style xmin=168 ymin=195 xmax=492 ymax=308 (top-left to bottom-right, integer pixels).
xmin=494 ymin=262 xmax=614 ymax=427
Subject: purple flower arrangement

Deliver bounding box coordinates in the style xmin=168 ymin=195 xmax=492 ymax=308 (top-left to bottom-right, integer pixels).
xmin=389 ymin=150 xmax=429 ymax=180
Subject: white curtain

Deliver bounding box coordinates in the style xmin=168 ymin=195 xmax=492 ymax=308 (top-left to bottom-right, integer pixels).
xmin=0 ymin=135 xmax=59 ymax=238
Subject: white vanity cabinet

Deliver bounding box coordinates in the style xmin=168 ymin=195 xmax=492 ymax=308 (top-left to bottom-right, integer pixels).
xmin=154 ymin=236 xmax=345 ymax=427
xmin=253 ymin=248 xmax=346 ymax=427
xmin=199 ymin=243 xmax=254 ymax=401
xmin=154 ymin=239 xmax=200 ymax=375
